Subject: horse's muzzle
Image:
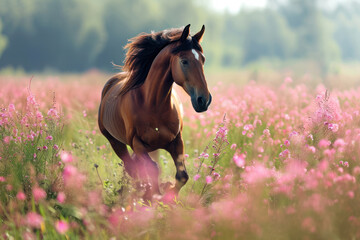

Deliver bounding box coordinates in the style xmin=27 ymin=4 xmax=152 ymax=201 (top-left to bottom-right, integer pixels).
xmin=192 ymin=93 xmax=212 ymax=113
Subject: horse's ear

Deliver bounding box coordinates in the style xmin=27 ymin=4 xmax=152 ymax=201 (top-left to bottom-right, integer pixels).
xmin=193 ymin=25 xmax=205 ymax=43
xmin=180 ymin=24 xmax=191 ymax=42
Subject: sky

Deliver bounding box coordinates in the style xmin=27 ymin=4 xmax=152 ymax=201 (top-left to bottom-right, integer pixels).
xmin=210 ymin=0 xmax=268 ymax=13
xmin=210 ymin=0 xmax=357 ymax=13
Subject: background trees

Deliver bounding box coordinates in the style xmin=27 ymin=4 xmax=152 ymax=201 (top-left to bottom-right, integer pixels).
xmin=0 ymin=0 xmax=359 ymax=73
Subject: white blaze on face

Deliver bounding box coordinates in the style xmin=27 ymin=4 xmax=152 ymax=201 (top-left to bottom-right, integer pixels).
xmin=192 ymin=49 xmax=199 ymax=61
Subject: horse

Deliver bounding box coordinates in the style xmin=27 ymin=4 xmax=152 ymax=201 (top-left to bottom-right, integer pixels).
xmin=98 ymin=24 xmax=211 ymax=200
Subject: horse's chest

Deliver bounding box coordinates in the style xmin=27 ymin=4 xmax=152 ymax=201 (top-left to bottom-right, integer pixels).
xmin=139 ymin=121 xmax=180 ymax=150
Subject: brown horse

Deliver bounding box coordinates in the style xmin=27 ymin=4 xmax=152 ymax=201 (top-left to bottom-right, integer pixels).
xmin=98 ymin=24 xmax=211 ymax=200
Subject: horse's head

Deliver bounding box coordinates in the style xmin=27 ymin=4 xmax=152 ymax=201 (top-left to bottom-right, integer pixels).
xmin=171 ymin=24 xmax=212 ymax=113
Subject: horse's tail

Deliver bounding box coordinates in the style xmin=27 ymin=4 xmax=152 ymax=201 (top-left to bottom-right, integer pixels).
xmin=101 ymin=72 xmax=127 ymax=99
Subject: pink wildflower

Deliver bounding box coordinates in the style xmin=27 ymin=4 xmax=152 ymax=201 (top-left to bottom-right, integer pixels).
xmin=57 ymin=192 xmax=66 ymax=203
xmin=8 ymin=103 xmax=15 ymax=112
xmin=46 ymin=135 xmax=53 ymax=140
xmin=308 ymin=146 xmax=316 ymax=153
xmin=284 ymin=77 xmax=293 ymax=83
xmin=83 ymin=110 xmax=87 ymax=117
xmin=47 ymin=108 xmax=59 ymax=118
xmin=348 ymin=191 xmax=355 ymax=199
xmin=26 ymin=212 xmax=43 ymax=229
xmin=17 ymin=191 xmax=26 ymax=201
xmin=318 ymin=139 xmax=331 ymax=148
xmin=334 ymin=139 xmax=346 ymax=148
xmin=53 ymin=144 xmax=59 ymax=150
xmin=32 ymin=187 xmax=46 ymax=202
xmin=263 ymin=129 xmax=270 ymax=137
xmin=0 ymin=176 xmax=5 ymax=182
xmin=36 ymin=111 xmax=43 ymax=121
xmin=60 ymin=151 xmax=73 ymax=163
xmin=206 ymin=176 xmax=213 ymax=184
xmin=302 ymin=217 xmax=316 ymax=233
xmin=328 ymin=123 xmax=339 ymax=132
xmin=243 ymin=163 xmax=273 ymax=184
xmin=233 ymin=153 xmax=246 ymax=168
xmin=193 ymin=174 xmax=201 ymax=181
xmin=230 ymin=143 xmax=237 ymax=150
xmin=3 ymin=136 xmax=11 ymax=144
xmin=55 ymin=220 xmax=69 ymax=234
xmin=279 ymin=149 xmax=290 ymax=158
xmin=200 ymin=152 xmax=209 ymax=159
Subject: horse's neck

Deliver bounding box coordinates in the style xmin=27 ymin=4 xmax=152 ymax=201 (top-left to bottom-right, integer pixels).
xmin=141 ymin=49 xmax=173 ymax=109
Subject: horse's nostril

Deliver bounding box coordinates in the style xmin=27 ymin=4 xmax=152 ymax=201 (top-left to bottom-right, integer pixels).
xmin=197 ymin=96 xmax=205 ymax=106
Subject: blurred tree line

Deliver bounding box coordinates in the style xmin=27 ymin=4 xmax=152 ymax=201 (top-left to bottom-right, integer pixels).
xmin=0 ymin=0 xmax=359 ymax=73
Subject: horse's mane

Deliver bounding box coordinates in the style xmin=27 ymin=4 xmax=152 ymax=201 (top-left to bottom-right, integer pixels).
xmin=118 ymin=26 xmax=202 ymax=96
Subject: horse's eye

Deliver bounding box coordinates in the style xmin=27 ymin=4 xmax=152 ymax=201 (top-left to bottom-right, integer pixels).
xmin=181 ymin=59 xmax=189 ymax=65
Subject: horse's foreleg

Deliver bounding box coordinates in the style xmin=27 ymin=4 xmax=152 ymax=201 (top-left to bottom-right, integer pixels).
xmin=166 ymin=133 xmax=189 ymax=193
xmin=132 ymin=137 xmax=161 ymax=200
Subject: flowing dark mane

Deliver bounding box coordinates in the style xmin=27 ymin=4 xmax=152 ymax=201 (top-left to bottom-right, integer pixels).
xmin=118 ymin=26 xmax=202 ymax=96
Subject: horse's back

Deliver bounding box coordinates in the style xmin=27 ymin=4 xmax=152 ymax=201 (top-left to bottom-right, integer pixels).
xmin=101 ymin=72 xmax=126 ymax=99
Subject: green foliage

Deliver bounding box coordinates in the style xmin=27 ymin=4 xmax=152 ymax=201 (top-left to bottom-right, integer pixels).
xmin=0 ymin=0 xmax=358 ymax=73
xmin=0 ymin=20 xmax=7 ymax=58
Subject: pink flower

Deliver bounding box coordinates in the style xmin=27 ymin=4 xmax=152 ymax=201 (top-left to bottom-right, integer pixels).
xmin=55 ymin=220 xmax=69 ymax=234
xmin=328 ymin=123 xmax=339 ymax=132
xmin=17 ymin=191 xmax=26 ymax=201
xmin=3 ymin=136 xmax=11 ymax=144
xmin=284 ymin=140 xmax=290 ymax=147
xmin=318 ymin=139 xmax=331 ymax=148
xmin=279 ymin=149 xmax=290 ymax=158
xmin=308 ymin=146 xmax=316 ymax=153
xmin=60 ymin=151 xmax=73 ymax=163
xmin=46 ymin=135 xmax=53 ymax=140
xmin=263 ymin=129 xmax=270 ymax=137
xmin=8 ymin=103 xmax=15 ymax=112
xmin=348 ymin=191 xmax=355 ymax=199
xmin=0 ymin=176 xmax=5 ymax=182
xmin=284 ymin=77 xmax=293 ymax=83
xmin=83 ymin=110 xmax=87 ymax=117
xmin=36 ymin=111 xmax=43 ymax=121
xmin=230 ymin=143 xmax=237 ymax=150
xmin=63 ymin=165 xmax=86 ymax=187
xmin=26 ymin=212 xmax=43 ymax=229
xmin=57 ymin=192 xmax=66 ymax=203
xmin=200 ymin=152 xmax=209 ymax=159
xmin=334 ymin=139 xmax=346 ymax=148
xmin=302 ymin=217 xmax=316 ymax=233
xmin=47 ymin=108 xmax=59 ymax=118
xmin=206 ymin=176 xmax=213 ymax=184
xmin=243 ymin=163 xmax=273 ymax=184
xmin=233 ymin=153 xmax=245 ymax=168
xmin=193 ymin=174 xmax=201 ymax=181
xmin=53 ymin=144 xmax=59 ymax=150
xmin=32 ymin=187 xmax=46 ymax=202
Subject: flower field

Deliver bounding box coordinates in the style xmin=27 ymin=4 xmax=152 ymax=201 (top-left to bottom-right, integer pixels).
xmin=1 ymin=71 xmax=360 ymax=239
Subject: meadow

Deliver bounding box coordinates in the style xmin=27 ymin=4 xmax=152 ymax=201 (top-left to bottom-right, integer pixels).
xmin=1 ymin=70 xmax=360 ymax=239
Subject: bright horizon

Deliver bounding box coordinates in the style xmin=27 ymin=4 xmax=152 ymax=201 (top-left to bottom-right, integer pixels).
xmin=210 ymin=0 xmax=357 ymax=13
xmin=210 ymin=0 xmax=268 ymax=13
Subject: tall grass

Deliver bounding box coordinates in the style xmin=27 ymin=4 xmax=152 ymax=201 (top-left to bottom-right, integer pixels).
xmin=0 ymin=73 xmax=360 ymax=239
